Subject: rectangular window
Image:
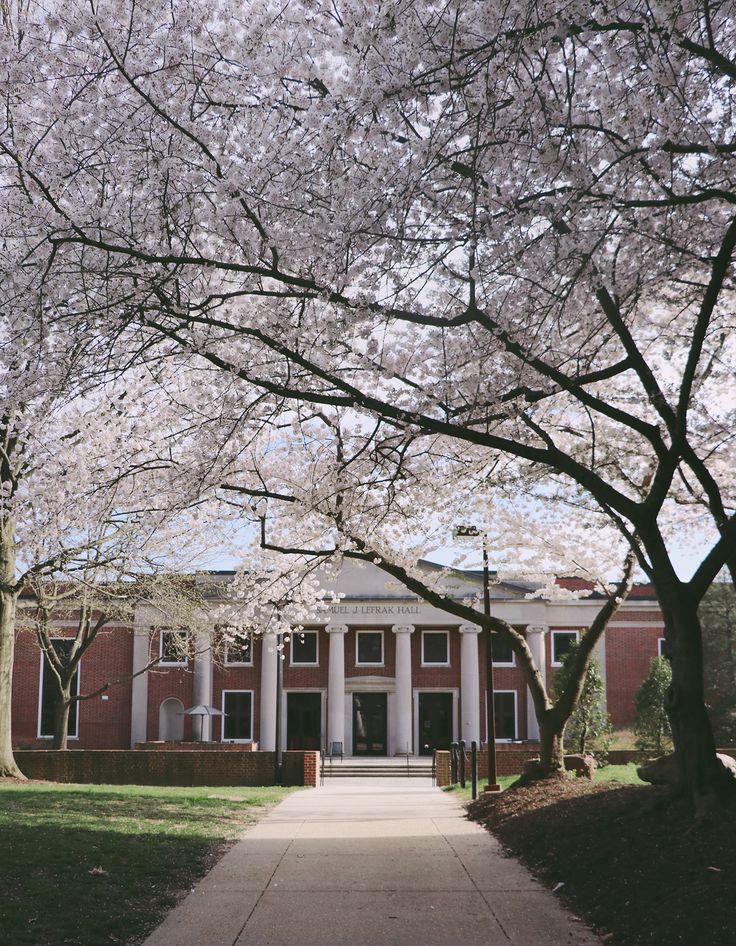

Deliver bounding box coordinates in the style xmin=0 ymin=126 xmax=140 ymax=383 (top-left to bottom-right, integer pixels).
xmin=160 ymin=629 xmax=189 ymax=665
xmin=356 ymin=631 xmax=383 ymax=666
xmin=494 ymin=691 xmax=517 ymax=742
xmin=38 ymin=639 xmax=79 ymax=739
xmin=222 ymin=690 xmax=253 ymax=741
xmin=491 ymin=634 xmax=515 ymax=666
xmin=291 ymin=630 xmax=318 ymax=665
xmin=551 ymin=630 xmax=579 ymax=667
xmin=422 ymin=631 xmax=449 ymax=666
xmin=658 ymin=638 xmax=671 ymax=659
xmin=225 ymin=635 xmax=253 ymax=665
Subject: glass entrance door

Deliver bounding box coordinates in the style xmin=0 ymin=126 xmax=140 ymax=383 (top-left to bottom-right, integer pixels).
xmin=352 ymin=692 xmax=388 ymax=756
xmin=418 ymin=692 xmax=453 ymax=756
xmin=286 ymin=692 xmax=322 ymax=750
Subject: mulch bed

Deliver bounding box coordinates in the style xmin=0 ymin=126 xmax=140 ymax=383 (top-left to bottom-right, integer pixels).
xmin=467 ymin=777 xmax=736 ymax=945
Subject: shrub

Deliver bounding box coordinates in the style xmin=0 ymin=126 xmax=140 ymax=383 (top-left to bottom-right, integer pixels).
xmin=634 ymin=656 xmax=673 ymax=754
xmin=554 ymin=642 xmax=614 ymax=764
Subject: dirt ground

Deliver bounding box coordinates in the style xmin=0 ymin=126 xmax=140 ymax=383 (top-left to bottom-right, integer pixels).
xmin=467 ymin=777 xmax=735 ymax=946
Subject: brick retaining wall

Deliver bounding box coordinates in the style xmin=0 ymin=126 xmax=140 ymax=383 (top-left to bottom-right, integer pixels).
xmin=15 ymin=749 xmax=320 ymax=788
xmin=435 ymin=744 xmax=541 ymax=787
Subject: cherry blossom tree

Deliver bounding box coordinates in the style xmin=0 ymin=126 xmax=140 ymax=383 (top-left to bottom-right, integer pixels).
xmin=3 ymin=1 xmax=736 ymax=808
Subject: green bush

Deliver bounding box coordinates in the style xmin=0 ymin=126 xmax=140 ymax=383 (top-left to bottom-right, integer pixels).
xmin=554 ymin=642 xmax=614 ymax=764
xmin=634 ymin=656 xmax=673 ymax=754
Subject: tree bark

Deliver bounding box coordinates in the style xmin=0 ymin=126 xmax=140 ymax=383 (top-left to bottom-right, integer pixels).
xmin=656 ymin=580 xmax=733 ymax=813
xmin=51 ymin=681 xmax=73 ymax=751
xmin=537 ymin=712 xmax=566 ymax=775
xmin=0 ymin=517 xmax=24 ymax=779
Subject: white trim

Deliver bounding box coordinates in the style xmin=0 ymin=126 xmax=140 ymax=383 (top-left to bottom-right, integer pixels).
xmin=221 ymin=689 xmax=254 ymax=743
xmin=492 ymin=689 xmax=518 ymax=742
xmin=551 ymin=629 xmax=580 ymax=667
xmin=355 ymin=629 xmax=384 ymax=667
xmin=421 ymin=629 xmax=450 ymax=667
xmin=159 ymin=629 xmax=189 ymax=666
xmin=37 ymin=639 xmax=80 ymax=740
xmin=290 ymin=629 xmax=319 ymax=666
xmin=658 ymin=637 xmax=669 ymax=657
xmin=224 ymin=634 xmax=253 ymax=666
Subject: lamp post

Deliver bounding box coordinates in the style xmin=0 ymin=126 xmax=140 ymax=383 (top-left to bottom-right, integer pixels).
xmin=454 ymin=526 xmax=501 ymax=792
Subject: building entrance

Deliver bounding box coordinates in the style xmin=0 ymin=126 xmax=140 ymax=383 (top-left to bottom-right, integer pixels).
xmin=286 ymin=692 xmax=322 ymax=750
xmin=418 ymin=692 xmax=453 ymax=756
xmin=352 ymin=692 xmax=388 ymax=756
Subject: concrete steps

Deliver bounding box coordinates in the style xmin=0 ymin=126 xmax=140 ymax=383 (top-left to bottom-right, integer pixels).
xmin=322 ymin=761 xmax=434 ymax=779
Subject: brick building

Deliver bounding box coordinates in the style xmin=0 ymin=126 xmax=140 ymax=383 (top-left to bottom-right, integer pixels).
xmin=11 ymin=561 xmax=665 ymax=755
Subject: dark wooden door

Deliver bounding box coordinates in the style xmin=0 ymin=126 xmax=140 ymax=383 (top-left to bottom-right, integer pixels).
xmin=418 ymin=692 xmax=453 ymax=756
xmin=352 ymin=693 xmax=388 ymax=756
xmin=286 ymin=692 xmax=322 ymax=750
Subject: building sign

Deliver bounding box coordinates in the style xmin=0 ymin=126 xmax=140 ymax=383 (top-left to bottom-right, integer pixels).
xmin=329 ymin=604 xmax=422 ymax=616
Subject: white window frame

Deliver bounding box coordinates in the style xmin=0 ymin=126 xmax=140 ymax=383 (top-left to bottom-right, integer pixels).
xmin=159 ymin=629 xmax=189 ymax=666
xmin=356 ymin=629 xmax=384 ymax=667
xmin=37 ymin=638 xmax=81 ymax=740
xmin=421 ymin=630 xmax=450 ymax=667
xmin=492 ymin=689 xmax=518 ymax=743
xmin=491 ymin=633 xmax=516 ymax=667
xmin=658 ymin=637 xmax=669 ymax=657
xmin=551 ymin=629 xmax=580 ymax=667
xmin=221 ymin=689 xmax=254 ymax=743
xmin=224 ymin=634 xmax=253 ymax=666
xmin=290 ymin=629 xmax=319 ymax=666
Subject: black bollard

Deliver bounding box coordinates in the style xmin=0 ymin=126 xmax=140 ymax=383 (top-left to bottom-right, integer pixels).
xmin=450 ymin=741 xmax=459 ymax=784
xmin=459 ymin=739 xmax=466 ymax=788
xmin=471 ymin=741 xmax=478 ymax=800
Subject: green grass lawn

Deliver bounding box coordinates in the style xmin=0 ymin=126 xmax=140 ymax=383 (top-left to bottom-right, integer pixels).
xmin=443 ymin=763 xmax=645 ymax=801
xmin=0 ymin=781 xmax=296 ymax=946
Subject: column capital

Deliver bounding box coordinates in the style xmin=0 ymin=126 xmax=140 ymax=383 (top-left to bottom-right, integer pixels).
xmin=526 ymin=623 xmax=549 ymax=636
xmin=392 ymin=624 xmax=415 ymax=635
xmin=326 ymin=623 xmax=349 ymax=635
xmin=459 ymin=623 xmax=482 ymax=635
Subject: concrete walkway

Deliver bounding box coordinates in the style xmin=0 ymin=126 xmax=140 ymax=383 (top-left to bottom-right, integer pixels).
xmin=143 ymin=778 xmax=601 ymax=946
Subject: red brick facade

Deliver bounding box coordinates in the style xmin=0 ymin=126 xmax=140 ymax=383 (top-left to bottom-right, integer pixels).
xmin=10 ymin=572 xmax=665 ymax=754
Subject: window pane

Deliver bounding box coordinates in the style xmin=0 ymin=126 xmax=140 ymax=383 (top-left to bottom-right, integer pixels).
xmin=494 ymin=692 xmax=516 ymax=740
xmin=226 ymin=636 xmax=252 ymax=664
xmin=223 ymin=692 xmax=252 ymax=740
xmin=491 ymin=635 xmax=514 ymax=663
xmin=292 ymin=631 xmax=317 ymax=664
xmin=162 ymin=630 xmax=188 ymax=662
xmin=357 ymin=632 xmax=382 ymax=664
xmin=423 ymin=632 xmax=448 ymax=664
xmin=40 ymin=640 xmax=78 ymax=737
xmin=553 ymin=632 xmax=577 ymax=664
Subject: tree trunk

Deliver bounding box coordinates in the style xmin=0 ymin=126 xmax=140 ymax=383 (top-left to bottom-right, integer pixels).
xmin=0 ymin=517 xmax=24 ymax=779
xmin=52 ymin=681 xmax=72 ymax=751
xmin=537 ymin=713 xmax=566 ymax=775
xmin=658 ymin=583 xmax=733 ymax=813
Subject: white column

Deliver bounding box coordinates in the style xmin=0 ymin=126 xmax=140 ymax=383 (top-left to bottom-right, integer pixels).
xmin=326 ymin=624 xmax=348 ymax=751
xmin=392 ymin=624 xmax=415 ymax=755
xmin=459 ymin=624 xmax=481 ymax=746
xmin=526 ymin=624 xmax=548 ymax=741
xmin=130 ymin=626 xmax=151 ymax=748
xmin=259 ymin=633 xmax=279 ymax=751
xmin=192 ymin=631 xmax=214 ymax=741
